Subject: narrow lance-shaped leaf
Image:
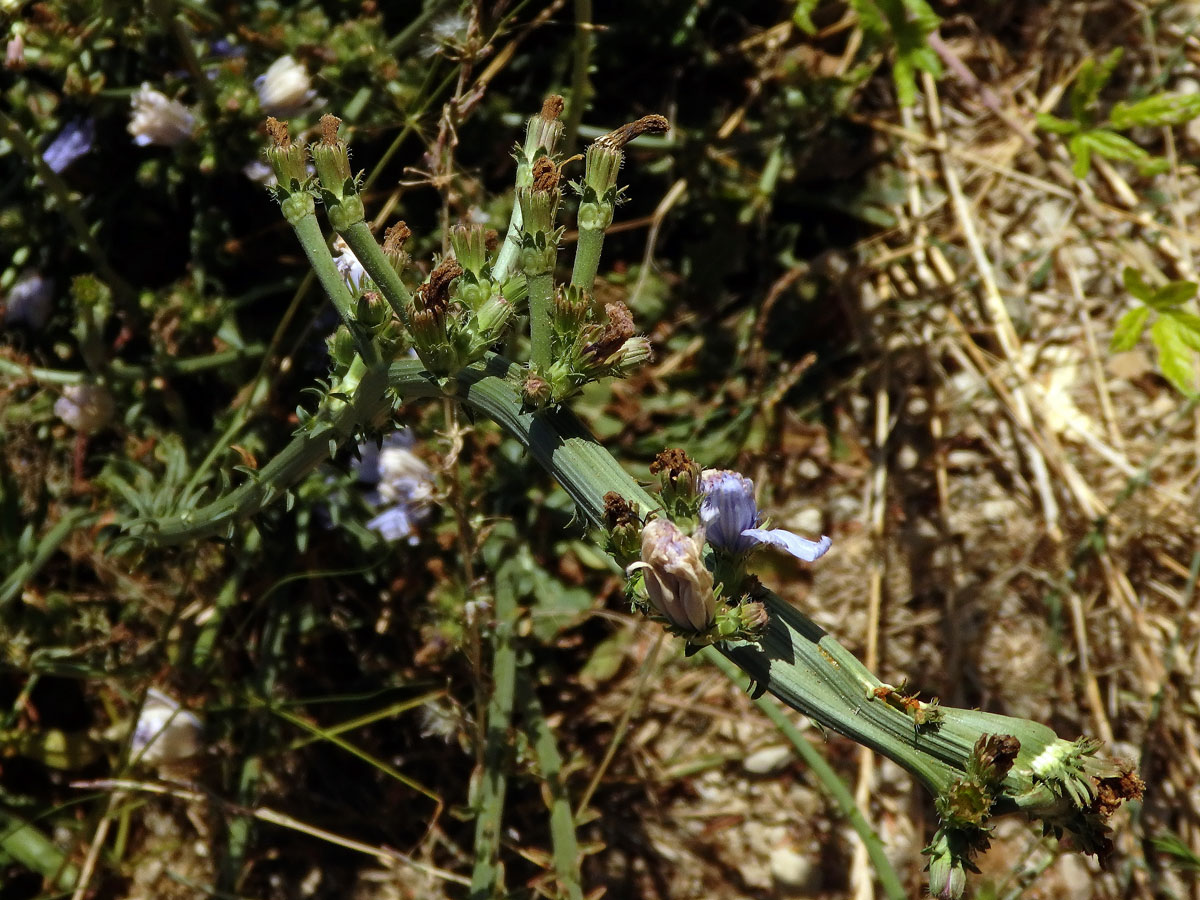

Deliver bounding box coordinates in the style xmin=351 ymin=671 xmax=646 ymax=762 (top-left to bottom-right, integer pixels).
xmin=1110 ymin=92 xmax=1200 ymax=129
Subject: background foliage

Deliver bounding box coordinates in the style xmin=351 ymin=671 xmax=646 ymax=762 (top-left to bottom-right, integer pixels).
xmin=3 ymin=1 xmax=1200 ymax=897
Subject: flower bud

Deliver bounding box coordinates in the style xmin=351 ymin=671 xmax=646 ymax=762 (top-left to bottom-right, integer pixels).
xmin=311 ymin=114 xmax=355 ymax=203
xmin=263 ymin=117 xmax=310 ymax=191
xmin=450 ymin=223 xmax=489 ymax=280
xmin=627 ymin=517 xmax=716 ymax=633
xmin=523 ymin=94 xmax=565 ymax=161
xmin=475 ymin=294 xmax=513 ymax=339
xmin=650 ymin=448 xmax=701 ymax=513
xmin=613 ymin=335 xmax=653 ymax=372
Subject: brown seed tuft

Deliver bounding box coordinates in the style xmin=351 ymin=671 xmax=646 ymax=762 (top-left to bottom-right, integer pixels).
xmin=603 ymin=492 xmax=636 ymax=530
xmin=531 ymin=156 xmax=559 ymax=194
xmin=415 ymin=257 xmax=464 ymax=314
xmin=650 ymin=448 xmax=695 ymax=477
xmin=319 ymin=113 xmax=342 ymax=145
xmin=597 ymin=114 xmax=670 ymax=151
xmin=384 ymin=221 xmax=412 ymax=254
xmin=541 ymin=95 xmax=565 ymax=120
xmin=584 ymin=302 xmax=636 ymax=362
xmin=484 ymin=229 xmax=500 ymax=252
xmin=266 ymin=117 xmax=290 ymax=147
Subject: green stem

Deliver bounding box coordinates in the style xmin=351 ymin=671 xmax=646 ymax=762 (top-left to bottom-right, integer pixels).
xmin=563 ymin=0 xmax=594 ymax=153
xmin=469 ymin=572 xmax=519 ymax=899
xmin=527 ymin=271 xmax=555 ymax=373
xmin=492 ymin=201 xmax=524 ymax=285
xmin=0 ymin=509 xmax=98 ymax=608
xmin=570 ymin=223 xmax=605 ymax=291
xmin=337 ymin=219 xmax=415 ymax=329
xmin=288 ymin=214 xmax=380 ymax=366
xmin=0 ymin=807 xmax=78 ymax=891
xmin=519 ymin=672 xmax=584 ymax=900
xmin=707 ymin=652 xmax=906 ymax=900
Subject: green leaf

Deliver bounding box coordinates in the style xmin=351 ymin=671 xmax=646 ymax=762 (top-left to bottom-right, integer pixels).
xmin=1110 ymin=306 xmax=1150 ymax=352
xmin=1036 ymin=113 xmax=1079 ymax=135
xmin=1122 ymin=266 xmax=1154 ymax=303
xmin=1078 ymin=129 xmax=1153 ymax=165
xmin=851 ymin=0 xmax=942 ymax=107
xmin=1151 ymin=315 xmax=1199 ymax=395
xmin=1164 ymin=310 xmax=1200 ymax=351
xmin=1110 ymin=92 xmax=1200 ymax=129
xmin=1149 ymin=280 xmax=1198 ymax=310
xmin=1070 ymin=48 xmax=1123 ymax=125
xmin=793 ymin=0 xmax=821 ymax=33
xmin=1068 ymin=133 xmax=1093 ymax=178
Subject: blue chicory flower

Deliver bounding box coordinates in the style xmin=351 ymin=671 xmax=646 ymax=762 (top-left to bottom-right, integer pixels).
xmin=699 ymin=468 xmax=831 ymax=562
xmin=356 ymin=431 xmax=434 ymax=545
xmin=4 ymin=271 xmax=53 ymax=330
xmin=43 ymin=118 xmax=94 ymax=173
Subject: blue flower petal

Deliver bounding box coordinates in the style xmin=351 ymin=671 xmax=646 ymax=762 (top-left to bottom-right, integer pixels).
xmin=742 ymin=528 xmax=832 ymax=562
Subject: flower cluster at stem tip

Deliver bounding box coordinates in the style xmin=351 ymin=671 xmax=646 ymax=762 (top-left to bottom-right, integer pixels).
xmin=625 ymin=460 xmax=831 ymax=640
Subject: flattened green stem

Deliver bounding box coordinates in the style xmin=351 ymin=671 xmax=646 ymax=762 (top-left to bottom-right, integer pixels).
xmin=337 ymin=219 xmax=415 ymax=328
xmin=469 ymin=574 xmax=518 ymax=900
xmin=706 ymin=652 xmax=906 ymax=900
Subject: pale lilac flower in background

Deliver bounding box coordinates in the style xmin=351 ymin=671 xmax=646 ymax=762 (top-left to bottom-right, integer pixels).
xmin=255 ymin=55 xmax=319 ymax=116
xmin=43 ymin=118 xmax=94 ymax=172
xmin=4 ymin=271 xmax=53 ymax=330
xmin=627 ymin=517 xmax=716 ymax=632
xmin=128 ymin=83 xmax=196 ymax=147
xmin=6 ymin=33 xmax=24 ymax=69
xmin=356 ymin=431 xmax=435 ymax=544
xmin=131 ymin=688 xmax=204 ymax=768
xmin=242 ymin=159 xmax=276 ymax=186
xmin=699 ymin=469 xmax=832 ymax=562
xmin=333 ymin=236 xmax=367 ymax=290
xmin=54 ymin=383 xmax=115 ymax=433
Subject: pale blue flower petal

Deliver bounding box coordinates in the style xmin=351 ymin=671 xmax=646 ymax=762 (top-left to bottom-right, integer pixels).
xmin=698 ymin=469 xmax=759 ymax=554
xmin=742 ymin=528 xmax=832 ymax=562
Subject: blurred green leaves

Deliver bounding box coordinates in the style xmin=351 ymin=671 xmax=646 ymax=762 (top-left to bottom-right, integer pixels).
xmin=1112 ymin=266 xmax=1200 ymax=396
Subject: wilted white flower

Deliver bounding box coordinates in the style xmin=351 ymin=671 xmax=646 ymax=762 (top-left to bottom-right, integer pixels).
xmin=131 ymin=689 xmax=204 ymax=768
xmin=128 ymin=83 xmax=196 ymax=147
xmin=627 ymin=518 xmax=716 ymax=633
xmin=255 ymin=55 xmax=319 ymax=116
xmin=699 ymin=469 xmax=831 ymax=562
xmin=54 ymin=383 xmax=115 ymax=433
xmin=333 ymin=236 xmax=367 ymax=290
xmin=4 ymin=271 xmax=53 ymax=330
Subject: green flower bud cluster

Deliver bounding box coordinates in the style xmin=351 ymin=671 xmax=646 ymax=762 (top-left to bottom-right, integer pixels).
xmin=402 ymin=245 xmax=518 ymax=377
xmin=520 ymin=290 xmax=653 ymax=409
